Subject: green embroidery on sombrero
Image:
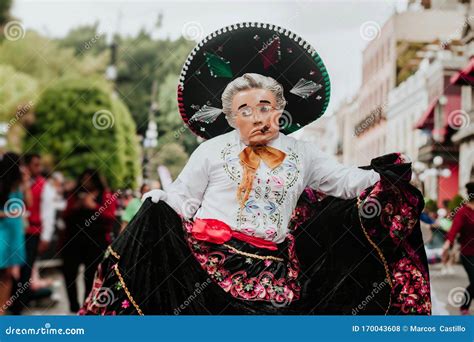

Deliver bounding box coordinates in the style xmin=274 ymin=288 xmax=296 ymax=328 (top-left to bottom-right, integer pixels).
xmin=204 ymin=52 xmax=233 ymax=78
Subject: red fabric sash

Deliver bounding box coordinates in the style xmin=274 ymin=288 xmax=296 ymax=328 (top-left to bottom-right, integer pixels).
xmin=191 ymin=218 xmax=278 ymax=251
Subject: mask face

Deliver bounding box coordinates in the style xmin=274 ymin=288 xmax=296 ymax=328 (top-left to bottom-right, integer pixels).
xmin=231 ymin=88 xmax=282 ymax=146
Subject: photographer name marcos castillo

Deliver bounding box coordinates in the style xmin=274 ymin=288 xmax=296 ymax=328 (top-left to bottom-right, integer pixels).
xmin=409 ymin=325 xmax=466 ymax=333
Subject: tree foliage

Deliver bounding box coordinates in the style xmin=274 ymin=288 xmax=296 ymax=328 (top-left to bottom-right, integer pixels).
xmin=24 ymin=77 xmax=140 ymax=189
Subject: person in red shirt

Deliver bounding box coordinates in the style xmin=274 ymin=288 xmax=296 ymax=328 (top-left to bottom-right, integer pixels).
xmin=61 ymin=169 xmax=117 ymax=313
xmin=443 ymin=181 xmax=474 ymax=315
xmin=9 ymin=153 xmax=57 ymax=314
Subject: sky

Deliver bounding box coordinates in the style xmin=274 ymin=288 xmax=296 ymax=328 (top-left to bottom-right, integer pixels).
xmin=11 ymin=0 xmax=408 ymax=115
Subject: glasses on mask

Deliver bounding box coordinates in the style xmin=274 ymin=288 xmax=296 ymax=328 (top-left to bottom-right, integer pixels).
xmin=234 ymin=104 xmax=280 ymax=118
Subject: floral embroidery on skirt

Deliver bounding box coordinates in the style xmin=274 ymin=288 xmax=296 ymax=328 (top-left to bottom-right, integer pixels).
xmin=182 ymin=220 xmax=301 ymax=305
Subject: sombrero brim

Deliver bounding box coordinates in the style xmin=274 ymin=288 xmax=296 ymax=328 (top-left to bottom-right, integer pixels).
xmin=177 ymin=22 xmax=331 ymax=140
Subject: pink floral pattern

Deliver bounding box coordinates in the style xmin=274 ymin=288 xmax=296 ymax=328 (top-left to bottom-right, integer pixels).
xmin=391 ymin=257 xmax=431 ymax=314
xmin=78 ymin=252 xmax=137 ymax=315
xmin=358 ymin=152 xmax=431 ymax=314
xmin=183 ymin=220 xmax=301 ymax=305
xmin=78 ymin=263 xmax=117 ymax=315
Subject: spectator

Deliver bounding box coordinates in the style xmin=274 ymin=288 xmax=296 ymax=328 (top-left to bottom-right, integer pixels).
xmin=61 ymin=169 xmax=117 ymax=313
xmin=442 ymin=181 xmax=474 ymax=315
xmin=0 ymin=153 xmax=31 ymax=314
xmin=9 ymin=153 xmax=56 ymax=314
xmin=120 ymin=184 xmax=151 ymax=232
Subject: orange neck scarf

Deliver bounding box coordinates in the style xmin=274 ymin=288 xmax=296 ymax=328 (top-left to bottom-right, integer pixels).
xmin=237 ymin=145 xmax=286 ymax=208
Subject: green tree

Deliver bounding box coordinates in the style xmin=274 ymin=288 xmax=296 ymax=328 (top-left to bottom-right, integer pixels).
xmin=154 ymin=142 xmax=189 ymax=179
xmin=58 ymin=22 xmax=108 ymax=57
xmin=0 ymin=0 xmax=12 ymax=27
xmin=0 ymin=31 xmax=108 ymax=85
xmin=114 ymin=33 xmax=194 ymax=134
xmin=0 ymin=64 xmax=38 ymax=152
xmin=0 ymin=64 xmax=38 ymax=121
xmin=24 ymin=77 xmax=140 ymax=189
xmin=156 ymin=73 xmax=199 ymax=154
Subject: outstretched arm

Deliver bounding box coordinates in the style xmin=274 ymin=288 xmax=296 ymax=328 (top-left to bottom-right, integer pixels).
xmin=143 ymin=142 xmax=210 ymax=219
xmin=304 ymin=142 xmax=380 ymax=199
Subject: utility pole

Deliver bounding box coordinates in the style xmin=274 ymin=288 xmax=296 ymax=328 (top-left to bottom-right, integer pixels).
xmin=143 ymin=80 xmax=158 ymax=182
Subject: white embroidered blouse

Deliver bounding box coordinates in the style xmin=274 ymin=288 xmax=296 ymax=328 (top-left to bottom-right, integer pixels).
xmin=163 ymin=129 xmax=380 ymax=243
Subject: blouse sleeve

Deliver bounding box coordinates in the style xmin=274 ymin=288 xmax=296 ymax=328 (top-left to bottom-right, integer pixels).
xmin=303 ymin=142 xmax=380 ymax=199
xmin=163 ymin=142 xmax=210 ymax=218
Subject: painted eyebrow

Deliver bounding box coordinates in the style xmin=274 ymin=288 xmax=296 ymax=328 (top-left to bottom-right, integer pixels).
xmin=237 ymin=99 xmax=271 ymax=110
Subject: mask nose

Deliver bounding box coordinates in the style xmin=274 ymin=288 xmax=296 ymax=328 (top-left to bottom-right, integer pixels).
xmin=252 ymin=112 xmax=263 ymax=125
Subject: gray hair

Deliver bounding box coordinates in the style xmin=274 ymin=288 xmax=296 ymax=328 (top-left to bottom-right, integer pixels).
xmin=221 ymin=73 xmax=286 ymax=127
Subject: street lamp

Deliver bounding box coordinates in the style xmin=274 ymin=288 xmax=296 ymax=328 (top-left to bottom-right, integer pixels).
xmin=143 ymin=121 xmax=158 ymax=149
xmin=143 ymin=80 xmax=159 ymax=182
xmin=413 ymin=161 xmax=427 ymax=195
xmin=433 ymin=155 xmax=443 ymax=167
xmin=105 ymin=35 xmax=118 ymax=92
xmin=419 ymin=155 xmax=452 ymax=204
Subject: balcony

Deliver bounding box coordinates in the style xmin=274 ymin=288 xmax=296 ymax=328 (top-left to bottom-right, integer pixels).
xmin=417 ymin=138 xmax=459 ymax=164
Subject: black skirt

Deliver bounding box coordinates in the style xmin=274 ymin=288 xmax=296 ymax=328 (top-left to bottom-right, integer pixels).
xmin=78 ymin=153 xmax=431 ymax=315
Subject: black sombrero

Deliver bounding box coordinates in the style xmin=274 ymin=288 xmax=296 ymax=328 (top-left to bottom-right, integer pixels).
xmin=177 ymin=22 xmax=331 ymax=140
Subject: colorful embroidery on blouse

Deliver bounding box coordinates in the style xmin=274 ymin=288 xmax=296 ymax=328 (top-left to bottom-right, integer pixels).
xmin=221 ymin=143 xmax=301 ymax=242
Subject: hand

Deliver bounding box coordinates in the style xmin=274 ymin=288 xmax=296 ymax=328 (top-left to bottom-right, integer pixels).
xmin=10 ymin=265 xmax=20 ymax=280
xmin=441 ymin=241 xmax=451 ymax=263
xmin=20 ymin=166 xmax=31 ymax=184
xmin=38 ymin=240 xmax=50 ymax=255
xmin=141 ymin=189 xmax=167 ymax=203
